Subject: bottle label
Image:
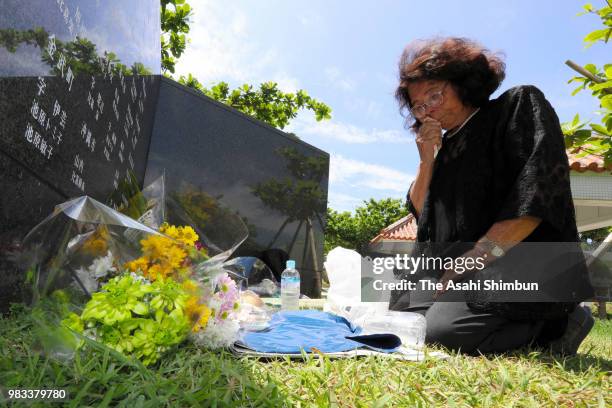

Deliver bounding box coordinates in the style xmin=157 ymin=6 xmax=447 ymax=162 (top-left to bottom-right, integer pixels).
xmin=281 ymin=277 xmax=300 ymax=285
xmin=281 ymin=276 xmax=300 ymax=311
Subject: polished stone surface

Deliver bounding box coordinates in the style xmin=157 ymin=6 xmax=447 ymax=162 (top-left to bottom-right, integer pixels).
xmin=145 ymin=79 xmax=329 ymax=297
xmin=0 ymin=150 xmax=68 ymax=308
xmin=0 ymin=75 xmax=160 ymax=203
xmin=0 ymin=0 xmax=160 ymax=77
xmin=0 ymin=0 xmax=161 ymax=310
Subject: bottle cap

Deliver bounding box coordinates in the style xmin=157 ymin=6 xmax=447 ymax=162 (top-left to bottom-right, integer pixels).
xmin=286 ymin=260 xmax=296 ymax=269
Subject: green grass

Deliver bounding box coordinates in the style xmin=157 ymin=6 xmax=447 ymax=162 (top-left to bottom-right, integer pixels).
xmin=0 ymin=304 xmax=610 ymax=407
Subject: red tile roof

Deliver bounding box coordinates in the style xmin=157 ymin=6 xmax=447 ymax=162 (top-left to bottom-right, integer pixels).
xmin=370 ymin=214 xmax=418 ymax=243
xmin=567 ymin=147 xmax=611 ymax=173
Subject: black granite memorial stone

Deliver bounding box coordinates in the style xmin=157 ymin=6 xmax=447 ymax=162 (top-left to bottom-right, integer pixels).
xmin=145 ymin=78 xmax=329 ymax=297
xmin=0 ymin=0 xmax=161 ymax=310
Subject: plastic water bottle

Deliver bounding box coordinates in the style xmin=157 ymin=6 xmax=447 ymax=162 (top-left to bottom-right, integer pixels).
xmin=281 ymin=260 xmax=300 ymax=311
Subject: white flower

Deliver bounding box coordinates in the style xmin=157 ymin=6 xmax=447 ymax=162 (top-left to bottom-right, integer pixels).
xmin=129 ymin=272 xmax=151 ymax=284
xmin=191 ymin=319 xmax=240 ymax=349
xmin=73 ymin=251 xmax=118 ymax=294
xmin=74 ymin=266 xmax=98 ymax=294
xmin=208 ymin=297 xmax=222 ymax=315
xmin=90 ymin=251 xmax=116 ymax=279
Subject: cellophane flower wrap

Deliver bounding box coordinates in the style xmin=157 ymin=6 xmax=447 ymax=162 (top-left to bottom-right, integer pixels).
xmin=18 ymin=176 xmax=249 ymax=366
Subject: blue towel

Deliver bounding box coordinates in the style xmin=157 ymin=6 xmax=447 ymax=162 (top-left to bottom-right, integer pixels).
xmin=239 ymin=310 xmax=401 ymax=354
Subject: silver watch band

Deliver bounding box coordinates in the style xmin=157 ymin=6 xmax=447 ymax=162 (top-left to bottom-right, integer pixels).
xmin=477 ymin=236 xmax=505 ymax=258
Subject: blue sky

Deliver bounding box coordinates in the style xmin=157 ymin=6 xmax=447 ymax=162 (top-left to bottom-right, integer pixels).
xmin=175 ymin=0 xmax=610 ymax=212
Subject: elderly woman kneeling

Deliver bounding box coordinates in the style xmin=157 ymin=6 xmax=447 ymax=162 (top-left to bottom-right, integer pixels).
xmin=389 ymin=37 xmax=593 ymax=355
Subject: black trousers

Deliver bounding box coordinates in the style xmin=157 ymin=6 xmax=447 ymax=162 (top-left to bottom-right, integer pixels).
xmin=390 ymin=278 xmax=567 ymax=355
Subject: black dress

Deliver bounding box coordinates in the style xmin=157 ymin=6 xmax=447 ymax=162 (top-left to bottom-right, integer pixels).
xmin=397 ymin=85 xmax=593 ymax=321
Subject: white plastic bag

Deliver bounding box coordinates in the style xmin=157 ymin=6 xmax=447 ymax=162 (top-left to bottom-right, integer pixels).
xmin=323 ymin=247 xmax=426 ymax=348
xmin=323 ymin=247 xmax=388 ymax=321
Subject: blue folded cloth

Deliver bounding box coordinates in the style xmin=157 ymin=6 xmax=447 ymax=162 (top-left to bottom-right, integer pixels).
xmin=238 ymin=310 xmax=401 ymax=354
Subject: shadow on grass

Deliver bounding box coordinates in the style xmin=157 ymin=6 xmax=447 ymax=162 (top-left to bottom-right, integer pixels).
xmin=456 ymin=343 xmax=612 ymax=375
xmin=529 ymin=350 xmax=612 ymax=373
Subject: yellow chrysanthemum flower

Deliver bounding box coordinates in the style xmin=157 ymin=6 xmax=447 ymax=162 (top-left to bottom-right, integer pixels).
xmin=185 ymin=296 xmax=211 ymax=332
xmin=142 ymin=235 xmax=175 ymax=259
xmin=145 ymin=264 xmax=168 ymax=281
xmin=126 ymin=257 xmax=149 ymax=274
xmin=164 ymin=245 xmax=187 ymax=268
xmin=126 ymin=224 xmax=200 ymax=283
xmin=182 ymin=279 xmax=199 ymax=294
xmin=82 ymin=226 xmax=110 ymax=256
xmin=177 ymin=226 xmax=199 ymax=246
xmin=160 ymin=223 xmax=179 ymax=239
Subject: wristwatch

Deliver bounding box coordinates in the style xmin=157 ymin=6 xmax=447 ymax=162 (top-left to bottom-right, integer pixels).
xmin=477 ymin=236 xmax=505 ymax=258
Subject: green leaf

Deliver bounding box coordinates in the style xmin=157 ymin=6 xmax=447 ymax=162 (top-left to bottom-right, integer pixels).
xmin=571 ymin=84 xmax=586 ymax=96
xmin=584 ymin=29 xmax=609 ymax=44
xmin=591 ymin=124 xmax=612 ymax=136
xmin=575 ymin=129 xmax=593 ymax=142
xmin=568 ymin=76 xmax=587 ymax=84
xmin=132 ymin=302 xmax=149 ymax=315
xmin=590 ymin=80 xmax=612 ymax=91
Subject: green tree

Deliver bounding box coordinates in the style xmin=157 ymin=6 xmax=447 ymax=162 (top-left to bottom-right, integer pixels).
xmin=164 ymin=1 xmax=331 ymax=129
xmin=563 ymin=1 xmax=612 ymax=166
xmin=177 ymin=74 xmax=331 ymax=130
xmin=0 ymin=27 xmax=152 ymax=76
xmin=325 ymin=198 xmax=408 ymax=255
xmin=160 ymin=1 xmax=332 ymax=130
xmin=160 ymin=0 xmax=192 ymax=74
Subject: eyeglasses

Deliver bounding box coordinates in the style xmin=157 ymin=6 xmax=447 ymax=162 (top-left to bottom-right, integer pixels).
xmin=409 ymin=83 xmax=447 ymax=119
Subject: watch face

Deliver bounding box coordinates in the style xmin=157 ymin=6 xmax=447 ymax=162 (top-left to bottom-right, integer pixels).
xmin=491 ymin=246 xmax=504 ymax=257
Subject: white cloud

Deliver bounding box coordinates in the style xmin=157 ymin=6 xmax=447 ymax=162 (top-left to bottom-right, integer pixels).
xmin=324 ymin=66 xmax=355 ymax=91
xmin=330 ymin=155 xmax=414 ymax=193
xmin=346 ymin=98 xmax=384 ymax=120
xmin=327 ymin=192 xmax=364 ymax=212
xmin=272 ymin=72 xmax=300 ymax=93
xmin=174 ymin=0 xmax=299 ymax=92
xmin=288 ymin=115 xmax=412 ymax=144
xmin=299 ymin=12 xmax=322 ymax=28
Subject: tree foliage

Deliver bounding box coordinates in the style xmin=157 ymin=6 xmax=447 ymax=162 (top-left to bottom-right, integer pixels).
xmin=325 ymin=198 xmax=408 ymax=255
xmin=0 ymin=27 xmax=151 ymax=76
xmin=160 ymin=0 xmax=192 ymax=74
xmin=563 ymin=1 xmax=612 ymax=166
xmin=252 ymin=148 xmax=328 ymax=222
xmin=178 ymin=74 xmax=331 ymax=130
xmin=160 ymin=1 xmax=331 ymax=130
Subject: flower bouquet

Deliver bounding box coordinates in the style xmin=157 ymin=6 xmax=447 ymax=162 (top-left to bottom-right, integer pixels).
xmin=19 ymin=178 xmax=250 ymax=366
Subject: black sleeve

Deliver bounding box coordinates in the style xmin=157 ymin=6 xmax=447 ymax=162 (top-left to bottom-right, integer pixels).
xmin=494 ymin=86 xmax=574 ymax=232
xmin=405 ymin=181 xmax=419 ymax=221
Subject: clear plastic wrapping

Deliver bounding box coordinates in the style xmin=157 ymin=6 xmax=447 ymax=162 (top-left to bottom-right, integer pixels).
xmin=17 ymin=176 xmax=254 ymax=365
